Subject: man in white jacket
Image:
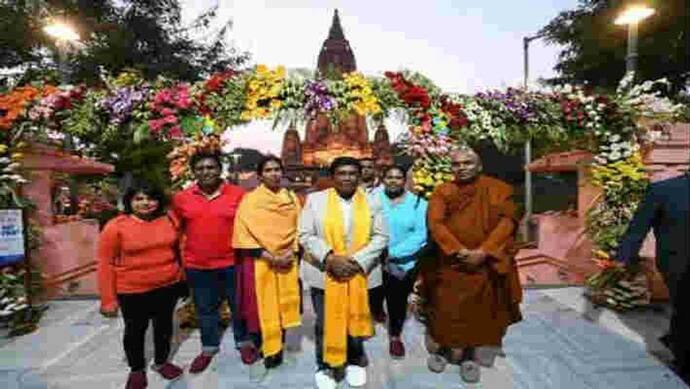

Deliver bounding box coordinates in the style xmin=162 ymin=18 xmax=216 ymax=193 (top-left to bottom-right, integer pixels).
xmin=299 ymin=156 xmax=389 ymax=389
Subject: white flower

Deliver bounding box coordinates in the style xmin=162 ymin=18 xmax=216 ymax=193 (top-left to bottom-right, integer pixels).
xmin=608 ymin=151 xmax=622 ymax=161
xmin=609 ymin=134 xmax=621 ymax=143
xmin=594 ymin=155 xmax=608 ymax=164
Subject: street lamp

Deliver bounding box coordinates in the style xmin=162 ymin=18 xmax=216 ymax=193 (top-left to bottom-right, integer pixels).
xmin=43 ymin=21 xmax=80 ymax=42
xmin=43 ymin=20 xmax=81 ymax=86
xmin=615 ymin=5 xmax=655 ymax=75
xmin=44 ymin=20 xmax=81 ymax=215
xmin=521 ymin=33 xmax=545 ymax=243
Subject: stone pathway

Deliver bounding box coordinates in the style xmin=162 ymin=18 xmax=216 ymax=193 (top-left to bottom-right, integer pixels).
xmin=0 ymin=288 xmax=686 ymax=388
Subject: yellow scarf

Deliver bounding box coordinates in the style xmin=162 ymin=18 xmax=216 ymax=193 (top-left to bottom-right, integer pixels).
xmin=323 ymin=188 xmax=374 ymax=367
xmin=232 ymin=184 xmax=301 ymax=357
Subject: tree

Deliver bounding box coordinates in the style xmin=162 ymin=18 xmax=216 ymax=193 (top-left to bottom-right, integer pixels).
xmin=0 ymin=0 xmax=249 ymax=85
xmin=540 ymin=0 xmax=689 ymax=94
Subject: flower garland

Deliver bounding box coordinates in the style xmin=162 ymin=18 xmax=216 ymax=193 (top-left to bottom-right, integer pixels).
xmin=241 ymin=65 xmax=286 ymax=121
xmin=342 ymin=72 xmax=381 ymax=117
xmin=304 ymin=79 xmax=336 ymax=118
xmin=148 ymin=84 xmax=194 ymax=140
xmin=196 ymin=70 xmax=248 ymax=129
xmin=0 ymin=86 xmax=42 ymax=130
xmin=1 ymin=68 xmax=686 ymax=286
xmin=167 ymin=133 xmax=225 ymax=188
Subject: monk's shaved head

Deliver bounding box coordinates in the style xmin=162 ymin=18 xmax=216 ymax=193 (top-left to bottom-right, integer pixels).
xmin=449 ymin=146 xmax=480 ymax=162
xmin=450 ymin=146 xmax=482 ymax=183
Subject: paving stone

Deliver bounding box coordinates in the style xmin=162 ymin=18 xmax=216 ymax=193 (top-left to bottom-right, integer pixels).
xmin=0 ymin=289 xmax=686 ymax=388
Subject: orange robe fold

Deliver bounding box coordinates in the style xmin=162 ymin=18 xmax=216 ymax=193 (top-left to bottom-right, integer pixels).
xmin=425 ymin=175 xmax=523 ymax=348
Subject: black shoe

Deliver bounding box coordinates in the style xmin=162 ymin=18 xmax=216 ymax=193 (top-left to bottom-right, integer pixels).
xmin=264 ymin=352 xmax=283 ymax=369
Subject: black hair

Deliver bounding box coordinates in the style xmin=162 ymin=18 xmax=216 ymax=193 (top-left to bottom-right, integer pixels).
xmin=257 ymin=155 xmax=284 ymax=176
xmin=189 ymin=151 xmax=222 ymax=170
xmin=359 ymin=157 xmax=375 ymax=164
xmin=382 ymin=164 xmax=408 ymax=180
xmin=329 ymin=156 xmax=362 ymax=175
xmin=122 ymin=179 xmax=168 ymax=218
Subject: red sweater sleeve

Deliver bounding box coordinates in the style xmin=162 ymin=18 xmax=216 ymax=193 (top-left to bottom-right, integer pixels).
xmin=97 ymin=219 xmax=120 ymax=311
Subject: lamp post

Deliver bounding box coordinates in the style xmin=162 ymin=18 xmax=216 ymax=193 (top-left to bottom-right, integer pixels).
xmin=521 ymin=33 xmax=545 ymax=243
xmin=615 ymin=5 xmax=655 ymax=75
xmin=43 ymin=20 xmax=81 ymax=214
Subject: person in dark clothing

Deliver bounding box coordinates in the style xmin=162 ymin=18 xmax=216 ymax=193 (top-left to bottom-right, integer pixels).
xmin=615 ymin=173 xmax=690 ymax=385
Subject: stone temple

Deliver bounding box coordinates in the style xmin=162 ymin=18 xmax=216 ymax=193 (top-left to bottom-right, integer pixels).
xmin=280 ymin=9 xmax=393 ymax=171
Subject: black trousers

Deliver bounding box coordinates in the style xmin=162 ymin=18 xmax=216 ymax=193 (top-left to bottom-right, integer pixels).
xmin=383 ymin=270 xmax=416 ymax=337
xmin=669 ymin=273 xmax=690 ymax=382
xmin=117 ymin=283 xmax=180 ymax=372
xmin=310 ymin=288 xmax=367 ymax=371
xmin=368 ymin=285 xmax=385 ymax=317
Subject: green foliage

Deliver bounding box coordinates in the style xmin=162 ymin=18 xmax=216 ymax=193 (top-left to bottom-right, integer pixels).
xmin=62 ymin=89 xmax=107 ymax=137
xmin=0 ymin=0 xmax=249 ymax=85
xmin=0 ymin=265 xmax=47 ymax=337
xmin=586 ymin=154 xmax=649 ymax=252
xmin=204 ymin=77 xmax=248 ymax=129
xmin=540 ymin=0 xmax=689 ymax=95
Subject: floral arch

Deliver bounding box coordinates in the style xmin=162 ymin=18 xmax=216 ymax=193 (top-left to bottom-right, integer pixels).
xmin=0 ymin=66 xmax=684 ymax=309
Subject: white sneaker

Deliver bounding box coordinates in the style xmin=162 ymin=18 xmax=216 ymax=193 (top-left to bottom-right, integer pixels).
xmin=314 ymin=370 xmax=337 ymax=389
xmin=345 ymin=365 xmax=367 ymax=387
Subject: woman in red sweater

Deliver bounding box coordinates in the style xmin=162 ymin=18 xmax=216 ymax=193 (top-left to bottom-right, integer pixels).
xmin=98 ymin=180 xmax=185 ymax=389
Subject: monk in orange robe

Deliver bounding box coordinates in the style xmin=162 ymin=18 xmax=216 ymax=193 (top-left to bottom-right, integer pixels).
xmin=422 ymin=147 xmax=522 ymax=383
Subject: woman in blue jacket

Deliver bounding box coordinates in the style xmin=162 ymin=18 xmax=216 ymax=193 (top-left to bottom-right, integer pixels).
xmin=379 ymin=165 xmax=428 ymax=359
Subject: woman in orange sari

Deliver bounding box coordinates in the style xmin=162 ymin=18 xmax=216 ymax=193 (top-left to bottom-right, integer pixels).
xmin=233 ymin=155 xmax=302 ymax=369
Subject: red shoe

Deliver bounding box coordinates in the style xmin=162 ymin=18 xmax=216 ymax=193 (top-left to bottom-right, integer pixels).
xmin=240 ymin=344 xmax=259 ymax=365
xmin=389 ymin=339 xmax=405 ymax=359
xmin=153 ymin=362 xmax=183 ymax=380
xmin=125 ymin=371 xmax=147 ymax=389
xmin=189 ymin=353 xmax=214 ymax=374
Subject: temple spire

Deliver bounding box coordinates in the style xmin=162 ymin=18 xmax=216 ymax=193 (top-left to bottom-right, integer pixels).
xmin=328 ymin=9 xmax=345 ymax=40
xmin=317 ymin=9 xmax=357 ymax=78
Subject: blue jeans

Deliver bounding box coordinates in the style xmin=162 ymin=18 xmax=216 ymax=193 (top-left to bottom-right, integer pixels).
xmin=186 ymin=266 xmax=256 ymax=354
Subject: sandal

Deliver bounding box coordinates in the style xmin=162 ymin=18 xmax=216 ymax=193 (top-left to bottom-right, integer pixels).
xmin=427 ymin=354 xmax=447 ymax=373
xmin=460 ymin=360 xmax=481 ymax=383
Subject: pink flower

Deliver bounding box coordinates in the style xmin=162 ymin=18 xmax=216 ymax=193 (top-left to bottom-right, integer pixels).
xmin=148 ymin=119 xmax=165 ymax=132
xmin=163 ymin=115 xmax=178 ymax=124
xmin=168 ymin=126 xmax=184 ymax=139
xmin=176 ymin=98 xmax=192 ymax=109
xmin=161 ymin=108 xmax=176 ymax=116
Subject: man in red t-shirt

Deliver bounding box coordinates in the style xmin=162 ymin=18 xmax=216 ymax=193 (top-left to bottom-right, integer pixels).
xmin=172 ymin=151 xmax=259 ymax=374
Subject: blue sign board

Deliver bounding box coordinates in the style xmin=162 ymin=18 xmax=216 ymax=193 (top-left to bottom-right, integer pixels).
xmin=0 ymin=209 xmax=25 ymax=266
